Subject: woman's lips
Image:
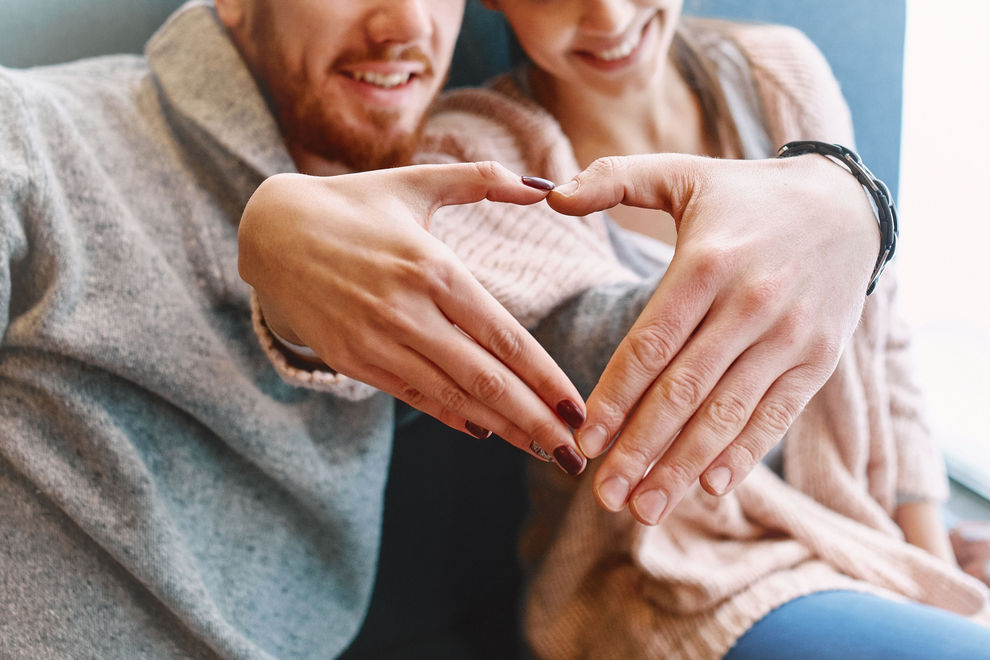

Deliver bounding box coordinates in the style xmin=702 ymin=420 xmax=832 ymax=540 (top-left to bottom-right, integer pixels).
xmin=573 ymin=14 xmax=659 ymax=72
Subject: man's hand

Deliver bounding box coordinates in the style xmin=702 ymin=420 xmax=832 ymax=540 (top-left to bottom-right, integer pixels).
xmin=238 ymin=163 xmax=588 ymax=473
xmin=546 ymin=153 xmax=880 ymax=522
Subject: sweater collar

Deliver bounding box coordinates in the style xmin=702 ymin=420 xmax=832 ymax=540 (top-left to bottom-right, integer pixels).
xmin=144 ymin=1 xmax=297 ymax=178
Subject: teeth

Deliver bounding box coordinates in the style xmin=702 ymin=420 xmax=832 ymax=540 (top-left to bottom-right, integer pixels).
xmin=349 ymin=71 xmax=412 ymax=88
xmin=594 ymin=32 xmax=641 ymax=61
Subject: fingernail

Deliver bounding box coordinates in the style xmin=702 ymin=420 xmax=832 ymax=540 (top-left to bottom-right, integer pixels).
xmin=553 ymin=180 xmax=578 ymax=196
xmin=706 ymin=466 xmax=732 ymax=495
xmin=553 ymin=445 xmax=585 ymax=476
xmin=529 ymin=441 xmax=553 ymax=462
xmin=521 ymin=175 xmax=555 ymax=191
xmin=597 ymin=475 xmax=630 ymax=511
xmin=556 ymin=399 xmax=586 ymax=428
xmin=465 ymin=421 xmax=492 ymax=439
xmin=577 ymin=424 xmax=609 ymax=456
xmin=633 ymin=489 xmax=668 ymax=525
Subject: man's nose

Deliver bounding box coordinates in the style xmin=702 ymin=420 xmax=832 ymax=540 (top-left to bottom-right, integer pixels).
xmin=366 ymin=0 xmax=432 ymax=47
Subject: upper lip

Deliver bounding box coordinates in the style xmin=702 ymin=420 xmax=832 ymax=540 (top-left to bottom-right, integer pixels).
xmin=338 ymin=61 xmax=427 ymax=77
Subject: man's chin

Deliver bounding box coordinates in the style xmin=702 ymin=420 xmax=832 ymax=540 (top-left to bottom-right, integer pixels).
xmin=337 ymin=128 xmax=421 ymax=171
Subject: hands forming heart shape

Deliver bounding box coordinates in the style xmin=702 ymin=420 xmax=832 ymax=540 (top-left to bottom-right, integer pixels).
xmin=239 ymin=153 xmax=880 ymax=524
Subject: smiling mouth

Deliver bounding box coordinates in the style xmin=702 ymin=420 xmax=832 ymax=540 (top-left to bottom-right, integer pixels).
xmin=594 ymin=30 xmax=644 ymax=61
xmin=344 ymin=70 xmax=415 ymax=89
xmin=579 ymin=14 xmax=656 ymax=64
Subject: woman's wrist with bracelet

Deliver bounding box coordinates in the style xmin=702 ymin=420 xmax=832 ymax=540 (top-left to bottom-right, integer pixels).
xmin=777 ymin=141 xmax=898 ymax=295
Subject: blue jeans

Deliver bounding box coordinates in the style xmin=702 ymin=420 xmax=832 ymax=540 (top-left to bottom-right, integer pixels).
xmin=724 ymin=590 xmax=990 ymax=659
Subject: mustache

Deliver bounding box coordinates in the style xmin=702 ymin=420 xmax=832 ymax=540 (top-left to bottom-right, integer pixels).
xmin=333 ymin=44 xmax=435 ymax=76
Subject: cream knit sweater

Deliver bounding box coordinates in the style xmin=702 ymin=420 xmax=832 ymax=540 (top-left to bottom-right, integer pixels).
xmin=255 ymin=18 xmax=990 ymax=660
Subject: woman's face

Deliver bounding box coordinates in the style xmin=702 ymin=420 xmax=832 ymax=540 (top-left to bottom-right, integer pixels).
xmin=491 ymin=0 xmax=684 ymax=96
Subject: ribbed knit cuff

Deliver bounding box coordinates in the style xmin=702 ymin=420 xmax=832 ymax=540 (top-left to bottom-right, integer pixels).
xmin=250 ymin=290 xmax=378 ymax=401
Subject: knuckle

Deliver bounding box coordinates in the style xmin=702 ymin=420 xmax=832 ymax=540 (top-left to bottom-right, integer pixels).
xmin=415 ymin=254 xmax=458 ymax=298
xmin=436 ymin=382 xmax=469 ymax=413
xmin=657 ymin=369 xmax=708 ymax=412
xmin=723 ymin=439 xmax=764 ymax=474
xmin=527 ymin=417 xmax=562 ymax=446
xmin=592 ymin=391 xmax=630 ymax=432
xmin=740 ymin=276 xmax=783 ymax=315
xmin=689 ymin=245 xmax=731 ymax=285
xmin=767 ymin=305 xmax=812 ymax=352
xmin=706 ymin=392 xmax=750 ymax=430
xmin=474 ymin=159 xmax=506 ymax=181
xmin=373 ymin=300 xmax=416 ymax=336
xmin=488 ymin=325 xmax=524 ymax=363
xmin=625 ymin=324 xmax=678 ymax=375
xmin=656 ymin=460 xmax=695 ymax=490
xmin=472 ymin=370 xmax=507 ymax=403
xmin=589 ymin=155 xmax=624 ymax=179
xmin=755 ymin=398 xmax=799 ymax=437
xmin=614 ymin=435 xmax=659 ymax=474
xmin=397 ymin=383 xmax=427 ymax=409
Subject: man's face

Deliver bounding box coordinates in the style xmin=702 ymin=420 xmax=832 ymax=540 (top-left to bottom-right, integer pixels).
xmin=219 ymin=0 xmax=465 ymax=171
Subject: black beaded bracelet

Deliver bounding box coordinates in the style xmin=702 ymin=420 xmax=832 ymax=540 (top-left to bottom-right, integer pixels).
xmin=777 ymin=141 xmax=898 ymax=295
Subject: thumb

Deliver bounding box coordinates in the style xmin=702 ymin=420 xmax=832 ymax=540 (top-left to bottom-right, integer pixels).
xmin=385 ymin=161 xmax=555 ymax=217
xmin=546 ymin=153 xmax=701 ymax=218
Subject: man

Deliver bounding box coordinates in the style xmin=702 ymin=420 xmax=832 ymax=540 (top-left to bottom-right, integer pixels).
xmin=0 ymin=0 xmax=887 ymax=657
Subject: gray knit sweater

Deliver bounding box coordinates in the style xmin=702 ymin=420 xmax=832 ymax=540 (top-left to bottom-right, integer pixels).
xmin=0 ymin=6 xmax=398 ymax=659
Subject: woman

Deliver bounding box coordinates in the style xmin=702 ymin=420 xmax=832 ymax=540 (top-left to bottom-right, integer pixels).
xmin=440 ymin=0 xmax=990 ymax=657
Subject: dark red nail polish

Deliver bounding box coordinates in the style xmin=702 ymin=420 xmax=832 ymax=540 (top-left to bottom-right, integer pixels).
xmin=556 ymin=399 xmax=586 ymax=428
xmin=521 ymin=175 xmax=555 ymax=191
xmin=553 ymin=446 xmax=585 ymax=476
xmin=465 ymin=421 xmax=492 ymax=439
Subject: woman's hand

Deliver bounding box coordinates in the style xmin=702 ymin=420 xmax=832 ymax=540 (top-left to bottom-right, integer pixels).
xmin=238 ymin=162 xmax=588 ymax=473
xmin=950 ymin=521 xmax=990 ymax=587
xmin=546 ymin=153 xmax=880 ymax=522
xmin=895 ymin=501 xmax=956 ymax=563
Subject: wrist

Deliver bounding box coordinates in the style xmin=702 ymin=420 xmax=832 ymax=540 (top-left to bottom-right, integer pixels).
xmin=256 ymin=292 xmax=324 ymax=365
xmin=777 ymin=141 xmax=898 ymax=295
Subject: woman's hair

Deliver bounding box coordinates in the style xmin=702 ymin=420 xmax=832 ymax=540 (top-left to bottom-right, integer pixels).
xmin=671 ymin=18 xmax=744 ymax=158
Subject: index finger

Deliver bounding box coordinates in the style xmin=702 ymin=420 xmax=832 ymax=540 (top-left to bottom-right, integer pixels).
xmin=384 ymin=161 xmax=555 ymax=219
xmin=433 ymin=257 xmax=590 ymax=466
xmin=575 ymin=256 xmax=716 ymax=458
